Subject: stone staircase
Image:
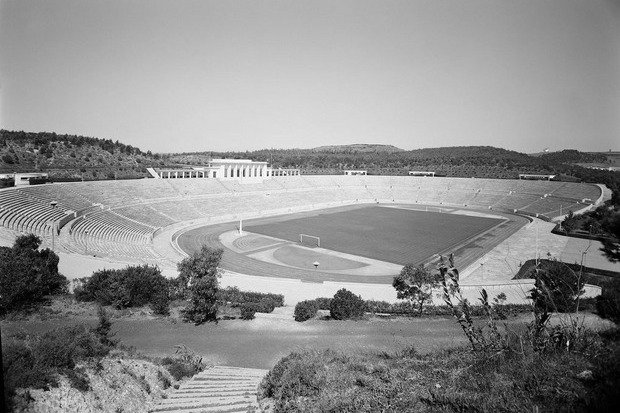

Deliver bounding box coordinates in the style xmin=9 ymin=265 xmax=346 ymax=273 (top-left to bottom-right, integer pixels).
xmin=150 ymin=365 xmax=269 ymax=413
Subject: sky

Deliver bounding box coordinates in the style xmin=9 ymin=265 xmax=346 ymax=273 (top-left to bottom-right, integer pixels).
xmin=1 ymin=0 xmax=619 ymax=153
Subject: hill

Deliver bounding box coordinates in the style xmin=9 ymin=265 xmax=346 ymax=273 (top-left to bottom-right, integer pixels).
xmin=311 ymin=144 xmax=404 ymax=153
xmin=0 ymin=130 xmax=177 ymax=180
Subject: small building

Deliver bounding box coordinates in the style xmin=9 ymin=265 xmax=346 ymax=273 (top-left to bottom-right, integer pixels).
xmin=518 ymin=174 xmax=556 ymax=181
xmin=344 ymin=170 xmax=367 ymax=176
xmin=409 ymin=171 xmax=435 ymax=177
xmin=13 ymin=172 xmax=49 ymax=186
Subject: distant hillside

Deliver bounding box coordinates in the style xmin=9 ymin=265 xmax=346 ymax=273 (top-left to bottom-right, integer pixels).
xmin=311 ymin=144 xmax=404 ymax=153
xmin=537 ymin=150 xmax=607 ymax=165
xmin=0 ymin=130 xmax=175 ymax=180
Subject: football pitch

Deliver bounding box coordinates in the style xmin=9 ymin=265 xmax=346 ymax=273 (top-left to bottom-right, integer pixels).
xmin=244 ymin=206 xmax=505 ymax=266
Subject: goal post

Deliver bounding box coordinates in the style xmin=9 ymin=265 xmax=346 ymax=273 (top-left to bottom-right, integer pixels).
xmin=299 ymin=234 xmax=320 ymax=248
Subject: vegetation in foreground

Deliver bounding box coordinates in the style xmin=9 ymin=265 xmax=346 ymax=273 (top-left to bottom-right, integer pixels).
xmin=263 ymin=255 xmax=620 ymax=412
xmin=2 ymin=306 xmax=207 ymax=412
xmin=259 ymin=331 xmax=619 ymax=412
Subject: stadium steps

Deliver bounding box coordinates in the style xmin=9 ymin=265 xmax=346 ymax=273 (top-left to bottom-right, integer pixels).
xmin=150 ymin=365 xmax=268 ymax=413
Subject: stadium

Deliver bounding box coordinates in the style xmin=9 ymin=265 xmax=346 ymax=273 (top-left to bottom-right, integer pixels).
xmin=0 ymin=172 xmax=609 ymax=304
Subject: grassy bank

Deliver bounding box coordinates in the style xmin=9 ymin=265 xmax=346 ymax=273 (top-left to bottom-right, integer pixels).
xmin=259 ymin=325 xmax=620 ymax=412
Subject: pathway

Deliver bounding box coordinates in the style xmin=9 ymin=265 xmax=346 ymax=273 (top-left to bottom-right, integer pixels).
xmin=150 ymin=365 xmax=268 ymax=413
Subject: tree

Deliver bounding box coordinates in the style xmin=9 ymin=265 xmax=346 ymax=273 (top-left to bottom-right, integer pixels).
xmin=0 ymin=234 xmax=67 ymax=314
xmin=392 ymin=264 xmax=438 ymax=314
xmin=595 ymin=278 xmax=620 ymax=324
xmin=561 ymin=210 xmax=577 ymax=233
xmin=178 ymin=246 xmax=223 ymax=324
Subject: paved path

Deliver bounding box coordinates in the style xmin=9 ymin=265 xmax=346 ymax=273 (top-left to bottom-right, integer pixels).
xmin=150 ymin=366 xmax=268 ymax=413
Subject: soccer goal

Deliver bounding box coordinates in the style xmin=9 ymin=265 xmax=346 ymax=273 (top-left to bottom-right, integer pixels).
xmin=299 ymin=234 xmax=320 ymax=248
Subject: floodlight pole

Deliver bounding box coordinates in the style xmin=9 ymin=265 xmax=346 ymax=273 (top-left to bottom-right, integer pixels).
xmin=239 ymin=218 xmax=243 ymax=235
xmin=50 ymin=201 xmax=58 ymax=250
xmin=535 ymin=224 xmax=539 ymax=266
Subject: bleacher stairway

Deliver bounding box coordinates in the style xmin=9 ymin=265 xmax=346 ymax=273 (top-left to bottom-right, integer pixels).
xmin=150 ymin=365 xmax=268 ymax=413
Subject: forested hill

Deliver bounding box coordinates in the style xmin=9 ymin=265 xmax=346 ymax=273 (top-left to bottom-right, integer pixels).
xmin=311 ymin=144 xmax=404 ymax=153
xmin=173 ymin=145 xmax=607 ymax=177
xmin=0 ymin=130 xmax=176 ymax=180
xmin=1 ymin=130 xmax=617 ymax=203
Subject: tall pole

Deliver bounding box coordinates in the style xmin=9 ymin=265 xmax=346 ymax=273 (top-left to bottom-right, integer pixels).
xmin=50 ymin=201 xmax=58 ymax=251
xmin=536 ymin=225 xmax=538 ymax=266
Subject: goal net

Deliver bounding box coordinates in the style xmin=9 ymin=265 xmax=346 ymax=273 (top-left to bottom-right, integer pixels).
xmin=299 ymin=234 xmax=320 ymax=248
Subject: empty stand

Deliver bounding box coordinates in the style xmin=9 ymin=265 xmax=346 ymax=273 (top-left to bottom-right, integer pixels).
xmin=0 ymin=177 xmax=602 ymax=262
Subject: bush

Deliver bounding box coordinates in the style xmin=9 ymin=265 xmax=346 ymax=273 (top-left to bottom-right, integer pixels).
xmin=529 ymin=259 xmax=584 ymax=313
xmin=294 ymin=300 xmax=319 ymax=322
xmin=151 ymin=290 xmax=171 ymax=316
xmin=240 ymin=303 xmax=258 ymax=320
xmin=0 ymin=234 xmax=68 ymax=315
xmin=74 ymin=264 xmax=169 ymax=313
xmin=160 ymin=345 xmax=205 ymax=381
xmin=330 ymin=289 xmax=366 ymax=320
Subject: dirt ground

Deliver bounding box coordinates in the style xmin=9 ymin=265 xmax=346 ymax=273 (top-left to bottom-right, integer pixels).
xmin=2 ymin=301 xmax=613 ymax=370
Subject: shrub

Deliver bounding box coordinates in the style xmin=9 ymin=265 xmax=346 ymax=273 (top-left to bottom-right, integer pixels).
xmin=0 ymin=234 xmax=68 ymax=315
xmin=330 ymin=289 xmax=366 ymax=320
xmin=74 ymin=264 xmax=169 ymax=313
xmin=529 ymin=259 xmax=584 ymax=313
xmin=151 ymin=290 xmax=171 ymax=316
xmin=294 ymin=300 xmax=319 ymax=322
xmin=240 ymin=303 xmax=257 ymax=320
xmin=218 ymin=286 xmax=284 ymax=307
xmin=94 ymin=305 xmax=118 ymax=347
xmin=161 ymin=345 xmax=206 ymax=381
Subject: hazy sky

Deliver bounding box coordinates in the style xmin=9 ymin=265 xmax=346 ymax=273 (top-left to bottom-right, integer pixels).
xmin=1 ymin=0 xmax=619 ymax=153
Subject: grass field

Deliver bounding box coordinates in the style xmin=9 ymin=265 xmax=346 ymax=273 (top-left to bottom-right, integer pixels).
xmin=245 ymin=206 xmax=504 ymax=266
